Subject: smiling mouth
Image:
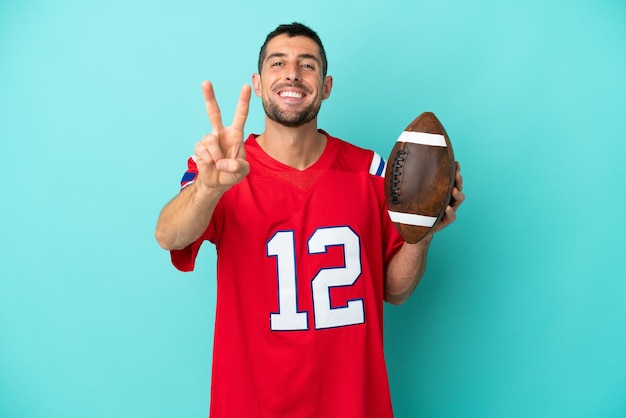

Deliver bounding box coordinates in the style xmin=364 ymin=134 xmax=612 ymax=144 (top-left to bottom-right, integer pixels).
xmin=279 ymin=91 xmax=304 ymax=99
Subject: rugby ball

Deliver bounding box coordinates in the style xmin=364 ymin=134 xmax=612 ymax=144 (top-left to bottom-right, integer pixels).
xmin=384 ymin=112 xmax=455 ymax=244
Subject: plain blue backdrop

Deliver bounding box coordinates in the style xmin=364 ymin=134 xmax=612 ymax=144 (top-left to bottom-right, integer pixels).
xmin=1 ymin=0 xmax=625 ymax=417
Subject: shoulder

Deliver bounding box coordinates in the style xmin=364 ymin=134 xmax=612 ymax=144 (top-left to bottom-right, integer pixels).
xmin=322 ymin=130 xmax=386 ymax=178
xmin=244 ymin=133 xmax=260 ymax=151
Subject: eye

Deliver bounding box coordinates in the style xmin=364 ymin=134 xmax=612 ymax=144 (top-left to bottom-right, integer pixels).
xmin=301 ymin=63 xmax=316 ymax=71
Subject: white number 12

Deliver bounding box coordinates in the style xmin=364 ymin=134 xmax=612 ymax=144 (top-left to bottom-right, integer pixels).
xmin=267 ymin=226 xmax=365 ymax=331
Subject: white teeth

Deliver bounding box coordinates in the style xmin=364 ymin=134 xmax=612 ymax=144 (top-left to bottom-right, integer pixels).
xmin=279 ymin=91 xmax=303 ymax=98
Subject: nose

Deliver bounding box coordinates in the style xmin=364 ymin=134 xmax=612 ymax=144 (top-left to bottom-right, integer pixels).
xmin=286 ymin=63 xmax=300 ymax=81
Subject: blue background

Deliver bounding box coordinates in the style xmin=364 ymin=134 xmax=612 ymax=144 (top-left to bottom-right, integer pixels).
xmin=1 ymin=0 xmax=625 ymax=417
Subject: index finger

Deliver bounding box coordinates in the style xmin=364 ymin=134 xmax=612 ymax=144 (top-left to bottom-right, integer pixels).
xmin=454 ymin=161 xmax=463 ymax=192
xmin=201 ymin=81 xmax=224 ymax=134
xmin=231 ymin=84 xmax=251 ymax=133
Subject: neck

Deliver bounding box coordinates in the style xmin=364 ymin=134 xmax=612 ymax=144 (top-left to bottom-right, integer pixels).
xmin=256 ymin=118 xmax=327 ymax=170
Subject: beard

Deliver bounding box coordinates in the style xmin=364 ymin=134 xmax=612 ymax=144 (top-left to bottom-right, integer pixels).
xmin=262 ymin=96 xmax=322 ymax=128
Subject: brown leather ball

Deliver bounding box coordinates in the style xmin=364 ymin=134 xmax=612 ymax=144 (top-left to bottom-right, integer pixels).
xmin=384 ymin=112 xmax=455 ymax=243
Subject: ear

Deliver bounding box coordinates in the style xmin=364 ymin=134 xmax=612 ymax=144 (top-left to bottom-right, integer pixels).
xmin=322 ymin=75 xmax=333 ymax=100
xmin=252 ymin=73 xmax=262 ymax=97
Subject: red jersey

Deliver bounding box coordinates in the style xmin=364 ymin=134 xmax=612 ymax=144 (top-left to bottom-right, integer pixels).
xmin=171 ymin=131 xmax=404 ymax=418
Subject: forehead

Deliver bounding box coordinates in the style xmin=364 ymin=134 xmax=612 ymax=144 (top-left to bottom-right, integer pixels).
xmin=264 ymin=34 xmax=321 ymax=60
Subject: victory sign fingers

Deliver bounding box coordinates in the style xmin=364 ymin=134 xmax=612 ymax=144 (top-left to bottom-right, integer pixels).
xmin=195 ymin=81 xmax=252 ymax=188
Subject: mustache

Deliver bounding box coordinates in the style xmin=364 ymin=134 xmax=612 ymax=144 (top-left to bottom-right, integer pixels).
xmin=273 ymin=82 xmax=312 ymax=94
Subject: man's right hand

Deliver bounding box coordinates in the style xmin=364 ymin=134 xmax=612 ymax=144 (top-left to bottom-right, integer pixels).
xmin=194 ymin=80 xmax=252 ymax=192
xmin=154 ymin=81 xmax=251 ymax=251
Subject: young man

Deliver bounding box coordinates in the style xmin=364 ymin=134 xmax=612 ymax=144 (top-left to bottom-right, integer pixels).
xmin=156 ymin=22 xmax=464 ymax=418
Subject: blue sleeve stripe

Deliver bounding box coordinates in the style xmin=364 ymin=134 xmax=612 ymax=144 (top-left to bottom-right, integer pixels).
xmin=181 ymin=171 xmax=197 ymax=184
xmin=375 ymin=157 xmax=385 ymax=177
xmin=369 ymin=152 xmax=386 ymax=177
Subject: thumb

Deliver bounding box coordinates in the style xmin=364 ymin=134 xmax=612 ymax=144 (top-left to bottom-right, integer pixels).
xmin=217 ymin=158 xmax=250 ymax=176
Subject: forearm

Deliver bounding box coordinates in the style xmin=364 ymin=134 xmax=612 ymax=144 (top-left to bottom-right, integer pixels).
xmin=155 ymin=182 xmax=225 ymax=250
xmin=384 ymin=235 xmax=432 ymax=305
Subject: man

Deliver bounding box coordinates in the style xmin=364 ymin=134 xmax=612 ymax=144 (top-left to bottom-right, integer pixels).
xmin=156 ymin=22 xmax=464 ymax=418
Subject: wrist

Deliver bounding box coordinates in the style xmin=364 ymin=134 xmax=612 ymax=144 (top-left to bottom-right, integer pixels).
xmin=191 ymin=181 xmax=228 ymax=205
xmin=406 ymin=233 xmax=432 ymax=249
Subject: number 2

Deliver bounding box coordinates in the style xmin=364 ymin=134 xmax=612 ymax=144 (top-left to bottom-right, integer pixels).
xmin=268 ymin=227 xmax=365 ymax=331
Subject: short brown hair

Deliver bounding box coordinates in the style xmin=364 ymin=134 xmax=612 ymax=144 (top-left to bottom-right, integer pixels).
xmin=258 ymin=22 xmax=328 ymax=77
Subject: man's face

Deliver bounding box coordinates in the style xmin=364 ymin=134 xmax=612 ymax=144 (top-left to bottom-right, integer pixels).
xmin=253 ymin=34 xmax=332 ymax=127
